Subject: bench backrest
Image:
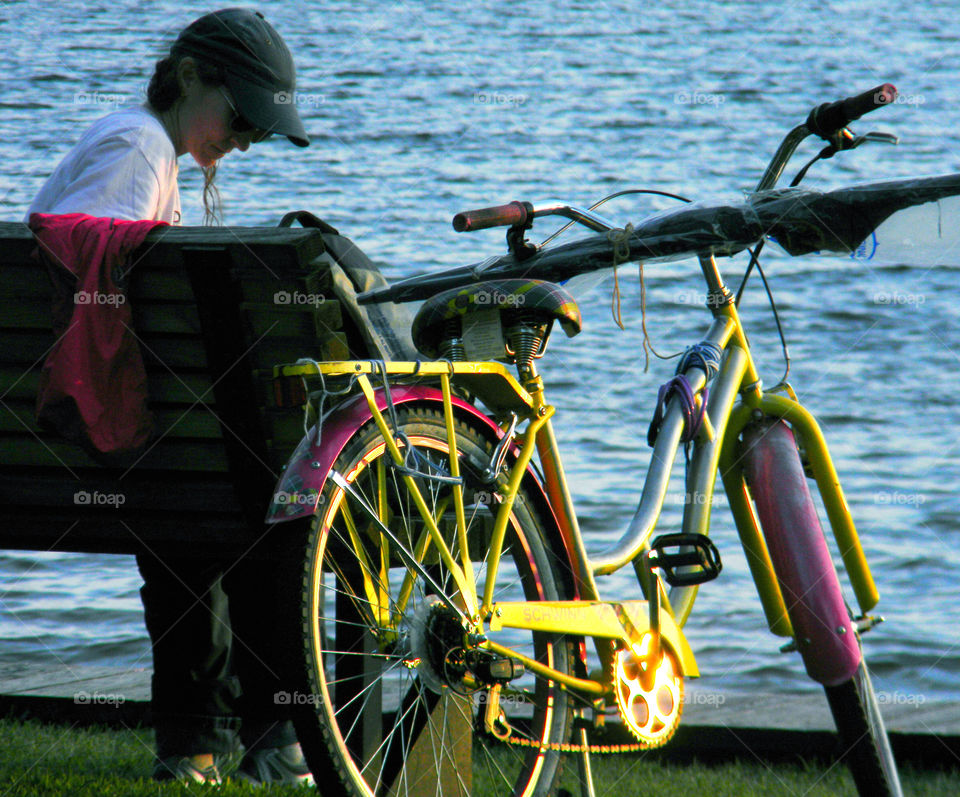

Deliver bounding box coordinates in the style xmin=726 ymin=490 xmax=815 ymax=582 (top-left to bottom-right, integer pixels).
xmin=0 ymin=221 xmax=368 ymax=555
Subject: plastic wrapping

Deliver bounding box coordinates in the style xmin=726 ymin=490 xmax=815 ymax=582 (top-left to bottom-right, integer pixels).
xmin=361 ymin=173 xmax=960 ymax=304
xmin=754 ymin=173 xmax=960 ymax=258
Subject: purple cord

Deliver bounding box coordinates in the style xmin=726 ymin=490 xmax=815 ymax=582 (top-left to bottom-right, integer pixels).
xmin=647 ymin=375 xmax=709 ymax=447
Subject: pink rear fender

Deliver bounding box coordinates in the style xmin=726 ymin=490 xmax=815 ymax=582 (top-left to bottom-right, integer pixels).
xmin=264 ymin=388 xmax=570 ymax=580
xmin=742 ymin=420 xmax=861 ymax=686
xmin=266 ymin=386 xmax=456 ymax=523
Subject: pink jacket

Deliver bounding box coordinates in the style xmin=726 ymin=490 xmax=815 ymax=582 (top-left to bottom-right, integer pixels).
xmin=30 ymin=213 xmax=168 ymax=458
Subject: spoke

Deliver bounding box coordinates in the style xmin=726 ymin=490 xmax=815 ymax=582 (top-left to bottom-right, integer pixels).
xmin=364 ymin=682 xmax=428 ymax=791
xmin=332 ymin=471 xmax=467 ymax=622
xmin=333 ymin=659 xmax=409 ymax=749
xmin=318 ymin=648 xmax=399 ymax=662
xmin=324 ymin=525 xmax=401 ymax=635
xmin=475 ymin=725 xmax=519 ymax=788
xmin=330 ymin=657 xmax=406 ymax=713
xmin=314 ymin=612 xmax=378 ymax=633
xmin=431 ymin=699 xmax=472 ymax=797
xmin=373 ymin=691 xmax=419 ymax=795
xmin=338 ymin=500 xmax=386 ymax=621
xmin=394 ymin=495 xmax=452 ymax=621
xmin=323 ymin=536 xmax=378 ymax=629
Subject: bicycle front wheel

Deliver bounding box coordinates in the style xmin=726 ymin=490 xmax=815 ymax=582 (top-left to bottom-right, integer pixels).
xmin=285 ymin=406 xmax=574 ymax=797
xmin=825 ymin=658 xmax=903 ymax=797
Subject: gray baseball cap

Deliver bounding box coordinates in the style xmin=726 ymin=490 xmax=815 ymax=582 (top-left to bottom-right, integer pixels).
xmin=173 ymin=8 xmax=309 ymax=147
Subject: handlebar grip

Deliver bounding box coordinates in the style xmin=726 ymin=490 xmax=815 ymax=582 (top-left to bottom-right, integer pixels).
xmin=452 ymin=201 xmax=531 ymax=232
xmin=806 ymin=83 xmax=897 ymax=139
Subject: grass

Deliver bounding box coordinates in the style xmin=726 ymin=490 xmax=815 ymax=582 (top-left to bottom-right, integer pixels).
xmin=0 ymin=717 xmax=957 ymax=797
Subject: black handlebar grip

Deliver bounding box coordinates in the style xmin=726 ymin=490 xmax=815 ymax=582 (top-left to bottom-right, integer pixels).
xmin=452 ymin=201 xmax=530 ymax=232
xmin=806 ymin=83 xmax=897 ymax=139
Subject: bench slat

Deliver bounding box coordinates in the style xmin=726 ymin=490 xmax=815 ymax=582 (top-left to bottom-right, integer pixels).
xmin=0 ymin=221 xmax=375 ymax=552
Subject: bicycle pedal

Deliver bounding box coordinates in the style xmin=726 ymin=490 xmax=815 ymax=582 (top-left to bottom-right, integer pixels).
xmin=648 ymin=533 xmax=722 ymax=587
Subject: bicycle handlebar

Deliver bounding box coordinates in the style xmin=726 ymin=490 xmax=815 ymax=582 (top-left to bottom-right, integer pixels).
xmin=805 ymin=83 xmax=897 ymax=139
xmin=355 ymin=83 xmax=927 ymax=307
xmin=358 ymin=174 xmax=960 ymax=305
xmin=453 ymin=201 xmax=531 ymax=232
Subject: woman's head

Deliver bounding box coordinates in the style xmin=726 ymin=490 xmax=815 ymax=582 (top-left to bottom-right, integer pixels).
xmin=148 ymin=56 xmax=263 ymax=167
xmin=146 ymin=9 xmax=308 ymax=222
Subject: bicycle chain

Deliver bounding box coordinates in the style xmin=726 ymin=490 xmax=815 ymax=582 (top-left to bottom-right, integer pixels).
xmin=498 ymin=732 xmax=657 ymax=755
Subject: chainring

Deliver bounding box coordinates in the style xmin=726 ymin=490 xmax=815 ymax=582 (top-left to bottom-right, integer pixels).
xmin=613 ymin=644 xmax=684 ymax=747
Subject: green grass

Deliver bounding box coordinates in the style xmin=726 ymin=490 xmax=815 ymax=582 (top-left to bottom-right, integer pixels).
xmin=0 ymin=717 xmax=957 ymax=797
xmin=554 ymin=753 xmax=959 ymax=797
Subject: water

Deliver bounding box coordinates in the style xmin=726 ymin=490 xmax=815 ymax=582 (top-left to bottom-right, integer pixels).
xmin=1 ymin=0 xmax=958 ymax=703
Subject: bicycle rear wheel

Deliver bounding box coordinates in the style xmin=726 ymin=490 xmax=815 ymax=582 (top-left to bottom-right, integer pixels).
xmin=742 ymin=419 xmax=902 ymax=797
xmin=282 ymin=406 xmax=574 ymax=797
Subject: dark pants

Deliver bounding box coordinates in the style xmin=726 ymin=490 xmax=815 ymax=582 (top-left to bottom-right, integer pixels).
xmin=137 ymin=547 xmax=298 ymax=758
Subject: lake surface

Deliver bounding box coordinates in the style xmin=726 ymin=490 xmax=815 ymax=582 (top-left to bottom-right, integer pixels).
xmin=1 ymin=0 xmax=958 ymax=705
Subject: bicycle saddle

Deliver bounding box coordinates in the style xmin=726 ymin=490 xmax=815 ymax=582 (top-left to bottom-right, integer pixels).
xmin=411 ymin=278 xmax=582 ymax=361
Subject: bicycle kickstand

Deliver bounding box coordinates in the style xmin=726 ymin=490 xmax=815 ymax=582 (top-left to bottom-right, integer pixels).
xmin=575 ymin=708 xmax=597 ymax=797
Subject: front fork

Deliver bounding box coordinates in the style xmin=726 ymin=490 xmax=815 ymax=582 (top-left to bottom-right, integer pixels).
xmin=720 ymin=391 xmax=880 ymax=644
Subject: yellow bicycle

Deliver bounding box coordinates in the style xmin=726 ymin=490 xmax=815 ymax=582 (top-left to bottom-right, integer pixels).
xmin=266 ymin=84 xmax=958 ymax=796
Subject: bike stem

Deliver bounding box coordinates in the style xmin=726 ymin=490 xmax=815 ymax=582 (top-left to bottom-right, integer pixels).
xmin=755 ymin=124 xmax=812 ymax=191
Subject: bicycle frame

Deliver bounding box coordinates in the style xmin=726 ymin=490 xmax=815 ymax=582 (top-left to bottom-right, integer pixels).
xmin=271 ymin=247 xmax=881 ymax=699
xmin=265 ymin=84 xmax=911 ymax=797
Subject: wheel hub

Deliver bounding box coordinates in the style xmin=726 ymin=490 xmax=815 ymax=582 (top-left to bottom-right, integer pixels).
xmin=404 ymin=598 xmax=524 ymax=696
xmin=405 ymin=598 xmax=467 ymax=694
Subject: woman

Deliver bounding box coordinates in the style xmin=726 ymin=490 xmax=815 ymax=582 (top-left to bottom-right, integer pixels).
xmin=27 ymin=9 xmax=313 ymax=785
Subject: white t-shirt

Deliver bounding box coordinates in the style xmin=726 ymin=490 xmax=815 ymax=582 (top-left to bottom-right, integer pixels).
xmin=26 ymin=105 xmax=181 ymax=224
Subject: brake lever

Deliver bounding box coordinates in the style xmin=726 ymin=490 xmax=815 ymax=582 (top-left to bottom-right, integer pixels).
xmin=827 ymin=128 xmax=899 ymax=156
xmin=789 ymin=127 xmax=899 ymax=188
xmin=850 ymin=130 xmax=900 ymax=147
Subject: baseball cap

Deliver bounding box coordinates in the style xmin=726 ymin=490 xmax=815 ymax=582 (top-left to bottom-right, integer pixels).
xmin=172 ymin=8 xmax=309 ymax=147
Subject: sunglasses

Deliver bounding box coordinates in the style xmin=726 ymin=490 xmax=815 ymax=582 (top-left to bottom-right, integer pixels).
xmin=219 ymin=87 xmax=270 ymax=142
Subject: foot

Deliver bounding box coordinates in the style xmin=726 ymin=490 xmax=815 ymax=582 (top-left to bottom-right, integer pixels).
xmin=234 ymin=742 xmax=315 ymax=786
xmin=153 ymin=753 xmax=221 ymax=784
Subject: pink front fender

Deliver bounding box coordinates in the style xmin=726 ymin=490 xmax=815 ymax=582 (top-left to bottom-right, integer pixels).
xmin=266 ymin=386 xmax=500 ymax=524
xmin=742 ymin=420 xmax=862 ymax=686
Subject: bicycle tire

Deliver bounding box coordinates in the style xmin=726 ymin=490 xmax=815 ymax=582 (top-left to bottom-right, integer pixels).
xmin=742 ymin=419 xmax=902 ymax=797
xmin=281 ymin=407 xmax=574 ymax=797
xmin=825 ymin=658 xmax=904 ymax=797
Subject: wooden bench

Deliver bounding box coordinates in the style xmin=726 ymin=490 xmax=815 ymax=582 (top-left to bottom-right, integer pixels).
xmin=0 ymin=220 xmax=374 ymax=556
